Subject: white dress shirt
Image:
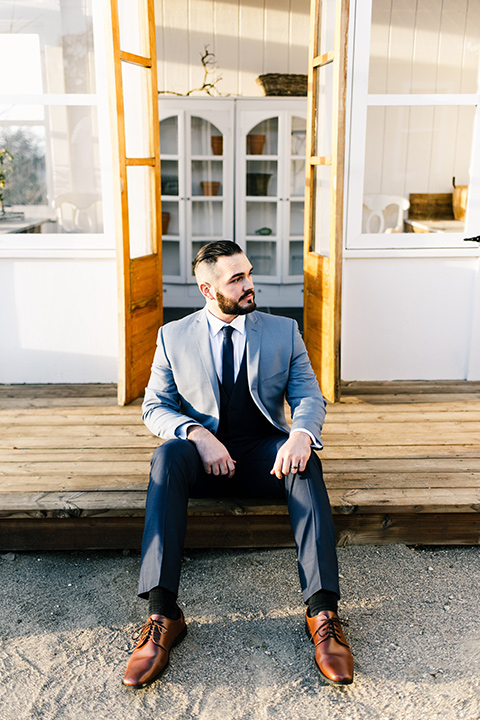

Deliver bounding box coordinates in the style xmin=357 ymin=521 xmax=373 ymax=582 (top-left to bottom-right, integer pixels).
xmin=205 ymin=311 xmax=246 ymax=383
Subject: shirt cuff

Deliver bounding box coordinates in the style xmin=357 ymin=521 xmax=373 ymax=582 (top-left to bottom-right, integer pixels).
xmin=290 ymin=427 xmax=322 ymax=450
xmin=175 ymin=422 xmax=202 ymax=440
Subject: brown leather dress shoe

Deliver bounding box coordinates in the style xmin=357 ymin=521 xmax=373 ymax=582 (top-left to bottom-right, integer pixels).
xmin=122 ymin=612 xmax=187 ymax=688
xmin=305 ymin=610 xmax=354 ymax=685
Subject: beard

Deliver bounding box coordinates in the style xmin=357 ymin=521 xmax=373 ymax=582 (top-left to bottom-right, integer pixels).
xmin=215 ymin=289 xmax=257 ymax=316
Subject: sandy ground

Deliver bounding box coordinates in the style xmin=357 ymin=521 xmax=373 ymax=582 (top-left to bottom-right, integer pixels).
xmin=0 ymin=544 xmax=479 ymax=720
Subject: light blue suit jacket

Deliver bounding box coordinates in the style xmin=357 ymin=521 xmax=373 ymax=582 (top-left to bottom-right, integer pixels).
xmin=142 ymin=308 xmax=326 ymax=445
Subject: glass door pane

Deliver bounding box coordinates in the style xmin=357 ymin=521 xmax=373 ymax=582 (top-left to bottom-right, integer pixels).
xmin=192 ymin=161 xmax=223 ymax=196
xmin=246 ymin=202 xmax=277 ymax=236
xmin=191 ymin=201 xmax=223 ymax=236
xmin=363 ymin=105 xmax=475 ymax=237
xmin=191 ymin=116 xmax=224 ymax=156
xmin=118 ymin=0 xmax=149 ymax=57
xmin=122 ymin=63 xmax=151 ymax=158
xmin=246 ymin=160 xmax=277 ymax=197
xmin=313 ymin=164 xmax=331 ymax=257
xmin=247 ymin=240 xmax=277 ymax=276
xmin=0 ymin=107 xmax=103 ymax=234
xmin=246 ymin=118 xmax=278 ymax=155
xmin=369 ymin=0 xmax=480 ymax=94
xmin=160 ymin=116 xmax=178 ymax=154
xmin=127 ymin=166 xmax=154 ymax=258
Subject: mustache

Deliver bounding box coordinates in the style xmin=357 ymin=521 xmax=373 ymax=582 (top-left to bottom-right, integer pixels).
xmin=241 ymin=290 xmax=255 ymax=300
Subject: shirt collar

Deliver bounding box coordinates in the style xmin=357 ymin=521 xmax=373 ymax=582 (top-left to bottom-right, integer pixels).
xmin=206 ymin=310 xmax=246 ymax=337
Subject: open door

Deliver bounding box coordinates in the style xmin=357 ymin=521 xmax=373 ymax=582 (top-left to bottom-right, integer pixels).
xmin=106 ymin=0 xmax=163 ymax=405
xmin=304 ymin=0 xmax=349 ymax=402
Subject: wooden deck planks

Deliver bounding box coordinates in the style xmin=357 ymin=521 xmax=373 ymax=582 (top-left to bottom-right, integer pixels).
xmin=0 ymin=382 xmax=479 ymax=548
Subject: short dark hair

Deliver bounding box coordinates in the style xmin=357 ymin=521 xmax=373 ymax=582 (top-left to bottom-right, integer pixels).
xmin=192 ymin=240 xmax=244 ymax=276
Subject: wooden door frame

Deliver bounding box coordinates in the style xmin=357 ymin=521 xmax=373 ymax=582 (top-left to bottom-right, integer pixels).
xmin=106 ymin=0 xmax=163 ymax=405
xmin=304 ymin=0 xmax=349 ymax=402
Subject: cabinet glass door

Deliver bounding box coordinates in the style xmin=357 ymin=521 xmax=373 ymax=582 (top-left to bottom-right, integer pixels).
xmin=160 ymin=100 xmax=234 ymax=290
xmin=160 ymin=114 xmax=182 ymax=279
xmin=189 ymin=116 xmax=227 ymax=274
xmin=287 ymin=115 xmax=307 ymax=279
xmin=238 ymin=107 xmax=307 ymax=285
xmin=245 ymin=117 xmax=280 ymax=278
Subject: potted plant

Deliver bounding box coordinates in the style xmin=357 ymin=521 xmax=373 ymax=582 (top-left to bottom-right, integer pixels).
xmin=0 ymin=148 xmax=14 ymax=216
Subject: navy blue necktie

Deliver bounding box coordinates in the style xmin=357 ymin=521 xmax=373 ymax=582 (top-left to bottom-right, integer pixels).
xmin=222 ymin=325 xmax=234 ymax=397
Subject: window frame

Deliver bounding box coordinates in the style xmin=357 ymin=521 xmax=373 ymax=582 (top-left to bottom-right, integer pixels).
xmin=345 ymin=0 xmax=480 ymax=255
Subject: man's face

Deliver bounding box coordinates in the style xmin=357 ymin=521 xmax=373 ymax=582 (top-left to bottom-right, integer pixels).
xmin=207 ymin=253 xmax=256 ymax=319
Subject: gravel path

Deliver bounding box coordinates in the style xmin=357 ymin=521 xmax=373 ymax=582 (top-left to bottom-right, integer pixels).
xmin=0 ymin=544 xmax=479 ymax=720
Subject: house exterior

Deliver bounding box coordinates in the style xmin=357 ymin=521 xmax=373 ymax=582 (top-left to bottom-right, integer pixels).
xmin=1 ymin=0 xmax=479 ymax=389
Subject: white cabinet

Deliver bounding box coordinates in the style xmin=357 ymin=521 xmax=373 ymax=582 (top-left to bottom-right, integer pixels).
xmin=159 ymin=97 xmax=307 ymax=305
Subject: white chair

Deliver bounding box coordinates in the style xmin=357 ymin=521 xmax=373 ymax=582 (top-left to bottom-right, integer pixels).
xmin=362 ymin=194 xmax=410 ymax=234
xmin=53 ymin=193 xmax=102 ymax=233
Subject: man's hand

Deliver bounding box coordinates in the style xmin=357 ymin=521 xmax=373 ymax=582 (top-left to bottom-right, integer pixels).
xmin=270 ymin=431 xmax=312 ymax=479
xmin=187 ymin=425 xmax=236 ymax=477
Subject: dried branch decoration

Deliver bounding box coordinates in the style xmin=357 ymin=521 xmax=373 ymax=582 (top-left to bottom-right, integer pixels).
xmin=159 ymin=45 xmax=226 ymax=97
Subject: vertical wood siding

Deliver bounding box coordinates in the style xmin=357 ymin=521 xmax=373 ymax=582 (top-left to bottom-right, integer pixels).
xmin=365 ymin=0 xmax=480 ymax=196
xmin=155 ymin=0 xmax=310 ymax=97
xmin=368 ymin=0 xmax=479 ymax=95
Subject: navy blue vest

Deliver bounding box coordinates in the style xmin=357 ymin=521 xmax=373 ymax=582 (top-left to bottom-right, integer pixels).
xmin=216 ymin=350 xmax=275 ymax=443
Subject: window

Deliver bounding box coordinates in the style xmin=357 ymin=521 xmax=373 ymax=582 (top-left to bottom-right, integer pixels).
xmin=0 ymin=1 xmax=110 ymax=246
xmin=347 ymin=0 xmax=480 ymax=251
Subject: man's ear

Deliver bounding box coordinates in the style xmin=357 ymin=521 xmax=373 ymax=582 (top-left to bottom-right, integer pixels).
xmin=198 ymin=281 xmax=215 ymax=301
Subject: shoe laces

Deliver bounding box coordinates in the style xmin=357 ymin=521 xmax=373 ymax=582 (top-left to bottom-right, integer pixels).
xmin=311 ymin=615 xmax=349 ymax=648
xmin=131 ymin=617 xmax=167 ymax=648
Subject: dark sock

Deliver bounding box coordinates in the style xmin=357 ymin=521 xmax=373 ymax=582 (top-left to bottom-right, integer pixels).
xmin=148 ymin=586 xmax=180 ymax=620
xmin=306 ymin=589 xmax=339 ymax=616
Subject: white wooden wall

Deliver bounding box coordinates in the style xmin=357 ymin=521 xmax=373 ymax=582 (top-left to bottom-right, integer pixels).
xmin=364 ymin=0 xmax=480 ymax=196
xmin=341 ymin=257 xmax=480 ymax=381
xmin=155 ymin=0 xmax=310 ymax=97
xmin=369 ymin=0 xmax=479 ymax=95
xmin=0 ymin=259 xmax=118 ymax=383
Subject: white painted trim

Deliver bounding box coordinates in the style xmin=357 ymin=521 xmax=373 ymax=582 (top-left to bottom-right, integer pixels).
xmin=466 ymin=257 xmax=480 ymax=380
xmin=367 ymin=94 xmax=478 ymax=106
xmin=347 ymin=232 xmax=480 ymax=251
xmin=344 ymin=248 xmax=480 ymax=259
xmin=0 ymin=94 xmax=98 ymax=105
xmin=0 ymin=235 xmax=115 ymax=252
xmin=344 ymin=0 xmax=371 ymax=250
xmin=0 ymin=248 xmax=115 ymax=259
xmin=92 ymin=0 xmax=116 ymax=240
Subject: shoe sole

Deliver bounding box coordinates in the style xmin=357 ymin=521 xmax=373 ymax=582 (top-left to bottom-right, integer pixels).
xmin=305 ymin=620 xmax=353 ymax=687
xmin=123 ymin=624 xmax=188 ymax=689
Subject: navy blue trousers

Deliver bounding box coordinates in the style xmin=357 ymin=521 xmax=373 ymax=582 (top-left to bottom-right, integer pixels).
xmin=138 ymin=433 xmax=339 ymax=603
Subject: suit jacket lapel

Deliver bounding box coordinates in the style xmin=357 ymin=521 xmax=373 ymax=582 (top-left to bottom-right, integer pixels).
xmin=194 ymin=308 xmax=220 ymax=408
xmin=246 ymin=312 xmax=261 ymax=394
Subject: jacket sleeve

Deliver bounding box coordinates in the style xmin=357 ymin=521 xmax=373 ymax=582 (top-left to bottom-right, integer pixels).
xmin=141 ymin=327 xmax=202 ymax=440
xmin=286 ymin=321 xmax=327 ymax=447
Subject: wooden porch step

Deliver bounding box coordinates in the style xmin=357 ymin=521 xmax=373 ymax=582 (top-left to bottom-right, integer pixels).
xmin=0 ymin=479 xmax=479 ymax=550
xmin=1 ymin=381 xmax=479 ymax=550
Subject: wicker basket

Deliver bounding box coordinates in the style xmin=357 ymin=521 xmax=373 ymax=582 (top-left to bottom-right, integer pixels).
xmin=256 ymin=73 xmax=308 ymax=97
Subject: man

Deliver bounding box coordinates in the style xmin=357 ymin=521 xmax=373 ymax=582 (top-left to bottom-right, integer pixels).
xmin=123 ymin=240 xmax=353 ymax=688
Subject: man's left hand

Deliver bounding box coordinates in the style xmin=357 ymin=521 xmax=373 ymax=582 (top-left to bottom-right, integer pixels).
xmin=270 ymin=431 xmax=312 ymax=479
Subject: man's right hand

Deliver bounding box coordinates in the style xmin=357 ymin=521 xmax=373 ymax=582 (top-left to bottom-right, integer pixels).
xmin=186 ymin=425 xmax=236 ymax=477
